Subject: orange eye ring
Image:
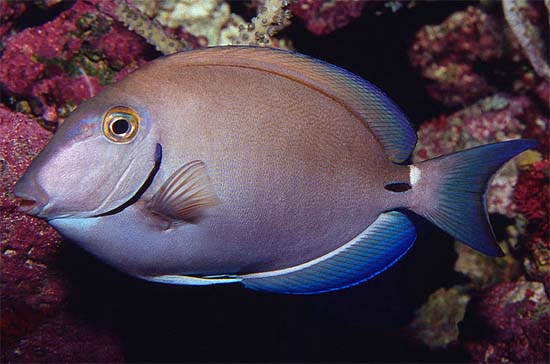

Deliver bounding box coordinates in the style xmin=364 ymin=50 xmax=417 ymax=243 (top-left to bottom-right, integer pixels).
xmin=102 ymin=106 xmax=140 ymax=143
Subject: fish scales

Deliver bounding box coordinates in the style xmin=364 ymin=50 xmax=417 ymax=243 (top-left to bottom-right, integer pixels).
xmin=91 ymin=61 xmax=405 ymax=273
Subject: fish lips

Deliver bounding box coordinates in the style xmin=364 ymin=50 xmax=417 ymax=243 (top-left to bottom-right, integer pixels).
xmin=14 ymin=173 xmax=51 ymax=217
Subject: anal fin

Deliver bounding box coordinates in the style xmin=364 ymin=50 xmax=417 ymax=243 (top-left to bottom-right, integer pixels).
xmin=240 ymin=211 xmax=416 ymax=294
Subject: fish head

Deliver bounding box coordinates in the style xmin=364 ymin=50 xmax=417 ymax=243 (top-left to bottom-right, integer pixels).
xmin=14 ymin=92 xmax=160 ymax=220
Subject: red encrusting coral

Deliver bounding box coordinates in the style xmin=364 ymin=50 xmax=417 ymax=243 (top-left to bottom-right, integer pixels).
xmin=514 ymin=160 xmax=550 ymax=221
xmin=513 ymin=160 xmax=550 ymax=289
xmin=409 ymin=5 xmax=547 ymax=107
xmin=90 ymin=23 xmax=150 ymax=67
xmin=0 ymin=1 xmax=87 ymax=94
xmin=463 ymin=279 xmax=550 ymax=363
xmin=289 ymin=0 xmax=366 ymax=36
xmin=0 ymin=1 xmax=26 ymax=38
xmin=408 ymin=6 xmax=502 ymax=107
xmin=0 ymin=0 xmax=150 ymax=124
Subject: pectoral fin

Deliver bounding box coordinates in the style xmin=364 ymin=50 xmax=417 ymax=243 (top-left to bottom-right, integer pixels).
xmin=147 ymin=160 xmax=220 ymax=223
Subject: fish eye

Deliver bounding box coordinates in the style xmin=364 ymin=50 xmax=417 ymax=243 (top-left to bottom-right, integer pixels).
xmin=111 ymin=118 xmax=130 ymax=135
xmin=102 ymin=106 xmax=140 ymax=143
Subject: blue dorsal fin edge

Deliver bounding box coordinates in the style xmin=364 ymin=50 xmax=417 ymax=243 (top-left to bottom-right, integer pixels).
xmin=240 ymin=211 xmax=416 ymax=294
xmin=263 ymin=46 xmax=418 ymax=163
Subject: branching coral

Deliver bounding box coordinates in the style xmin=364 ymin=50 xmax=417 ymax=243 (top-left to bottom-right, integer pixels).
xmin=112 ymin=0 xmax=193 ymax=54
xmin=503 ymin=0 xmax=550 ymax=81
xmin=234 ymin=0 xmax=293 ymax=47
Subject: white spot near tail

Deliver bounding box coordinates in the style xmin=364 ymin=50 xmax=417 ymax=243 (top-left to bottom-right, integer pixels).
xmin=409 ymin=165 xmax=421 ymax=186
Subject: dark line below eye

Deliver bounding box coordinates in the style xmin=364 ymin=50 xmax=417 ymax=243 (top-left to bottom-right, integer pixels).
xmin=93 ymin=143 xmax=163 ymax=218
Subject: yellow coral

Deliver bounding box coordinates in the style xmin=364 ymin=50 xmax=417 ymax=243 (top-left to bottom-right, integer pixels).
xmin=516 ymin=149 xmax=543 ymax=169
xmin=131 ymin=0 xmax=245 ymax=46
xmin=115 ymin=0 xmax=190 ymax=54
xmin=234 ymin=0 xmax=292 ymax=47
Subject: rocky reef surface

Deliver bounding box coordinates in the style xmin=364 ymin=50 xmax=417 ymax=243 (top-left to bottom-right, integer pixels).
xmin=1 ymin=1 xmax=548 ymax=362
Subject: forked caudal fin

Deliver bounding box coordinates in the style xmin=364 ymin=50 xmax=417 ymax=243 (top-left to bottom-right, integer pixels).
xmin=411 ymin=139 xmax=537 ymax=257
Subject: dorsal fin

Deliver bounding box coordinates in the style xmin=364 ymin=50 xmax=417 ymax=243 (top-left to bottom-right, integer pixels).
xmin=162 ymin=46 xmax=417 ymax=163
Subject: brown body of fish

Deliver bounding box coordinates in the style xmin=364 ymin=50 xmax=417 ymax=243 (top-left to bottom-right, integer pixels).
xmin=14 ymin=47 xmax=536 ymax=293
xmin=112 ymin=49 xmax=406 ymax=273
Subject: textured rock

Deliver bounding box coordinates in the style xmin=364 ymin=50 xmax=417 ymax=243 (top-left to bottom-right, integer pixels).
xmin=463 ymin=279 xmax=550 ymax=363
xmin=454 ymin=244 xmax=523 ymax=290
xmin=409 ymin=5 xmax=547 ymax=107
xmin=513 ymin=159 xmax=550 ymax=290
xmin=0 ymin=0 xmax=150 ymax=124
xmin=407 ymin=286 xmax=471 ymax=349
xmin=409 ymin=6 xmax=502 ymax=107
xmin=289 ymin=0 xmax=366 ymax=36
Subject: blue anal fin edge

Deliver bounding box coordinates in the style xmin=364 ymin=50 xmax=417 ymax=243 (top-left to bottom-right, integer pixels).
xmin=241 ymin=211 xmax=416 ymax=294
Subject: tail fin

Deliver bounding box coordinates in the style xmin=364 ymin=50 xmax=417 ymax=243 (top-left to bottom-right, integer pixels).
xmin=411 ymin=139 xmax=537 ymax=256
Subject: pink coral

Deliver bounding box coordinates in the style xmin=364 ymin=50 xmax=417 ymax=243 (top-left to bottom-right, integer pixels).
xmin=413 ymin=95 xmax=530 ymax=161
xmin=409 ymin=4 xmax=548 ymax=107
xmin=463 ymin=279 xmax=550 ymax=363
xmin=409 ymin=6 xmax=502 ymax=107
xmin=0 ymin=2 xmax=86 ymax=94
xmin=90 ymin=22 xmax=149 ymax=68
xmin=289 ymin=0 xmax=366 ymax=36
xmin=514 ymin=160 xmax=550 ymax=221
xmin=513 ymin=160 xmax=550 ymax=287
xmin=0 ymin=0 xmax=149 ymax=124
xmin=31 ymin=74 xmax=103 ymax=122
xmin=0 ymin=1 xmax=26 ymax=38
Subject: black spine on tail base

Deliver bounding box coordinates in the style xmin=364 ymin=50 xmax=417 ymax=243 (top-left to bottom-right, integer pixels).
xmin=414 ymin=139 xmax=537 ymax=257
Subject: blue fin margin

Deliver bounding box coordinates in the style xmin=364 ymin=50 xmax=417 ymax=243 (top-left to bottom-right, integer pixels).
xmin=241 ymin=211 xmax=416 ymax=294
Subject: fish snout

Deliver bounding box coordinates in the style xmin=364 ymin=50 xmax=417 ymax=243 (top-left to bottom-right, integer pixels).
xmin=13 ymin=173 xmax=50 ymax=217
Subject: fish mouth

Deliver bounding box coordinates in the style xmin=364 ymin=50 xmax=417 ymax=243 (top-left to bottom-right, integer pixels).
xmin=93 ymin=143 xmax=162 ymax=218
xmin=14 ymin=174 xmax=51 ymax=217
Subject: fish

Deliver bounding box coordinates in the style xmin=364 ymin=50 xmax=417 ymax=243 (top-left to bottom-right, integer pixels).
xmin=14 ymin=46 xmax=536 ymax=294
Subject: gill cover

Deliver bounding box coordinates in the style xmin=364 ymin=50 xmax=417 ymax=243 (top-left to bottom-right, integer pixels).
xmin=16 ymin=97 xmax=159 ymax=219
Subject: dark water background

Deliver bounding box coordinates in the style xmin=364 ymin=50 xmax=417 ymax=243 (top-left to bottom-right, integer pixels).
xmin=45 ymin=1 xmax=485 ymax=362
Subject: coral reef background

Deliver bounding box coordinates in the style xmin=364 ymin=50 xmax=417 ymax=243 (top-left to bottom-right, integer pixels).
xmin=1 ymin=0 xmax=548 ymax=363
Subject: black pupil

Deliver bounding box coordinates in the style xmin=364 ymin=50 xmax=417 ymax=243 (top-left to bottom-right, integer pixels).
xmin=112 ymin=118 xmax=130 ymax=135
